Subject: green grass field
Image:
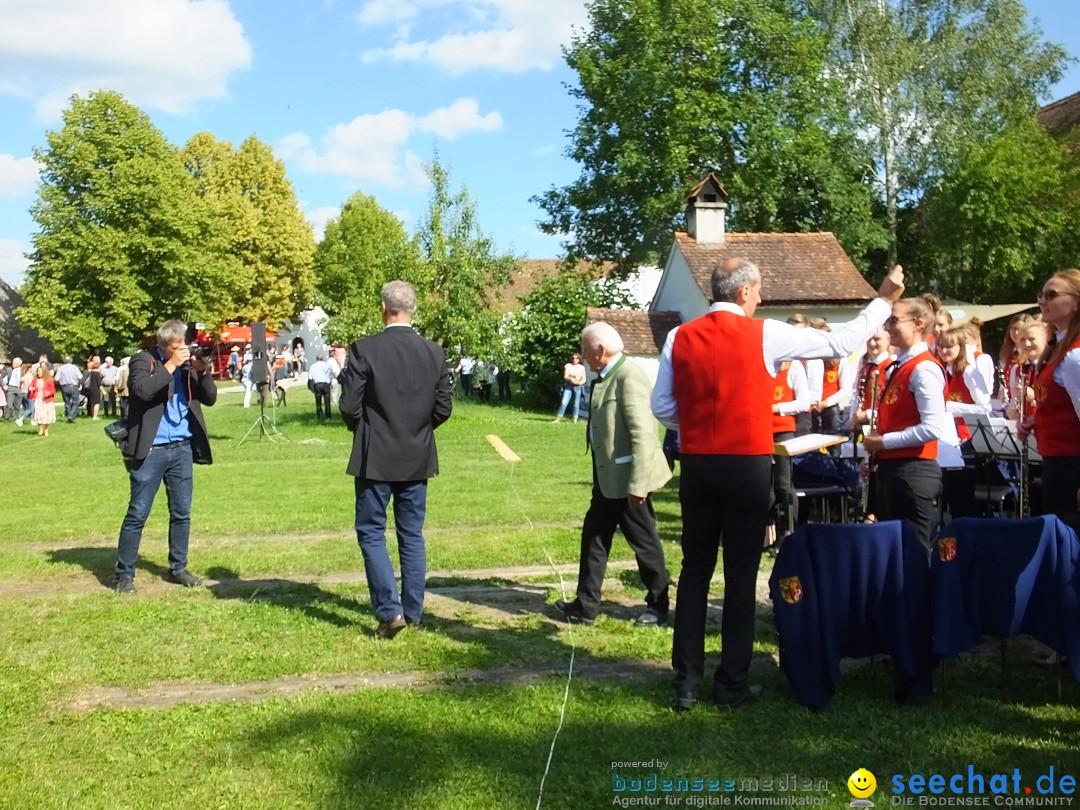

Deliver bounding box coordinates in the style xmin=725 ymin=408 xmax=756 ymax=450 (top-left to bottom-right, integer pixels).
xmin=0 ymin=386 xmax=1077 ymax=809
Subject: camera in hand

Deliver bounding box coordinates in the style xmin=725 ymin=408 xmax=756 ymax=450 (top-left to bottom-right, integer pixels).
xmin=184 ymin=322 xmax=212 ymax=365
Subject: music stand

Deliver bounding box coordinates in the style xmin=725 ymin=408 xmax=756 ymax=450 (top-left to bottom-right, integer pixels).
xmin=964 ymin=415 xmax=1039 ymax=518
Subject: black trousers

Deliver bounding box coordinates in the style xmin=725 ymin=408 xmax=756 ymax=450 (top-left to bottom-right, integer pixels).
xmin=793 ymin=412 xmax=811 ymax=437
xmin=673 ymin=454 xmax=772 ymax=698
xmin=1041 ymin=455 xmax=1080 ymax=522
xmin=312 ymin=382 xmax=331 ymax=420
xmin=875 ymin=458 xmax=942 ymax=554
xmin=496 ymin=370 xmax=511 ymax=401
xmin=771 ymin=432 xmax=795 ymax=537
xmin=576 ymin=482 xmax=669 ymax=617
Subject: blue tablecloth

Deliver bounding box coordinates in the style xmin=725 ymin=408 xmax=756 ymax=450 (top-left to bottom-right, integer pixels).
xmin=931 ymin=516 xmax=1080 ymax=681
xmin=770 ymin=520 xmax=933 ymax=708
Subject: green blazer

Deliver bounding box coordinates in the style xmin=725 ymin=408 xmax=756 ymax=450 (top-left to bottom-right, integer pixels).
xmin=589 ymin=356 xmax=673 ymax=500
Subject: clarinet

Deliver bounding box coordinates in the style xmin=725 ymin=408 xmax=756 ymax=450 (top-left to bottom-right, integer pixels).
xmin=1017 ymin=362 xmax=1033 ymax=519
xmin=859 ymin=373 xmax=880 ymax=517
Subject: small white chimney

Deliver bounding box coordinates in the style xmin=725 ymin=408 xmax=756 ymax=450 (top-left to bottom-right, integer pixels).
xmin=686 ymin=174 xmax=729 ymax=245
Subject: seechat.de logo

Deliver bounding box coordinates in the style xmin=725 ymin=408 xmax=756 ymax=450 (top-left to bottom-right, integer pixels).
xmin=849 ymin=768 xmax=877 ymax=808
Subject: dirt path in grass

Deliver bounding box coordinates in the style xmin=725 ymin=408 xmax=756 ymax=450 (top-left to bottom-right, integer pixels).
xmin=65 ymin=658 xmax=677 ymax=712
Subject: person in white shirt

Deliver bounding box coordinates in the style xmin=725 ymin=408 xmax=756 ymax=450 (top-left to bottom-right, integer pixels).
xmin=4 ymin=358 xmax=24 ymax=425
xmin=863 ymin=297 xmax=947 ymax=552
xmin=554 ymin=353 xmax=588 ymax=423
xmin=935 ymin=326 xmax=992 ymax=519
xmin=100 ymin=356 xmax=120 ymax=418
xmin=308 ymin=353 xmax=337 ymax=421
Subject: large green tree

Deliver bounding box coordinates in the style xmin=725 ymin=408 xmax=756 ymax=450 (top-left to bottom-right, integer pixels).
xmin=312 ymin=191 xmax=420 ymax=344
xmin=903 ymin=117 xmax=1080 ymax=302
xmin=534 ymin=0 xmax=885 ymax=273
xmin=813 ymin=0 xmax=1069 ymax=268
xmin=18 ymin=91 xmax=238 ymax=353
xmin=413 ymin=156 xmax=516 ymax=359
xmin=181 ymin=133 xmax=315 ymax=329
xmin=510 ymin=268 xmax=632 ymax=399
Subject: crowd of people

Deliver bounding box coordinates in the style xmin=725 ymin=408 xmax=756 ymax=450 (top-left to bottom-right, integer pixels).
xmin=7 ymin=263 xmax=1079 ymax=711
xmin=1 ymin=353 xmax=130 ymax=432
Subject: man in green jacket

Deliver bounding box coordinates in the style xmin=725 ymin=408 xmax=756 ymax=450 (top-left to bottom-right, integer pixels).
xmin=555 ymin=322 xmax=672 ymax=627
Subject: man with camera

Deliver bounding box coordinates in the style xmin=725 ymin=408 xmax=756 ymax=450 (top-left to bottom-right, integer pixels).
xmin=113 ymin=320 xmax=217 ymax=594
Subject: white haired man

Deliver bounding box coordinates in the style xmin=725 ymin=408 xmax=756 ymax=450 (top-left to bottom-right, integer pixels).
xmin=652 ymin=258 xmax=904 ymax=710
xmin=555 ymin=322 xmax=672 ymax=627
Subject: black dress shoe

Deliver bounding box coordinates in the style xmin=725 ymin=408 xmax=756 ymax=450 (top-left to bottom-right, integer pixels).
xmin=634 ymin=607 xmax=669 ymax=627
xmin=714 ymin=684 xmax=763 ymax=708
xmin=374 ymin=615 xmax=406 ymax=639
xmin=164 ymin=569 xmax=202 ymax=587
xmin=553 ymin=599 xmax=596 ymax=626
xmin=672 ymin=688 xmax=697 ymax=712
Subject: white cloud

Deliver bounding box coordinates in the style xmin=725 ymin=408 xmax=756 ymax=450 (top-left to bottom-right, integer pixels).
xmin=304 ymin=206 xmax=342 ymax=242
xmin=278 ymin=98 xmax=501 ymax=187
xmin=533 ymin=144 xmax=556 ymax=158
xmin=358 ymin=0 xmax=588 ymax=74
xmin=0 ymin=239 xmax=31 ymax=288
xmin=0 ymin=155 xmax=40 ymax=198
xmin=0 ymin=0 xmax=253 ymax=120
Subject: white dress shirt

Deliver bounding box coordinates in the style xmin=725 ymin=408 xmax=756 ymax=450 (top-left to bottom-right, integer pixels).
xmin=804 ymin=359 xmax=824 ymax=404
xmin=880 ymin=342 xmax=946 ymax=451
xmin=651 ymin=298 xmax=892 ymax=430
xmin=775 ymin=360 xmax=811 ymax=416
xmin=1051 ymin=329 xmax=1080 ymax=423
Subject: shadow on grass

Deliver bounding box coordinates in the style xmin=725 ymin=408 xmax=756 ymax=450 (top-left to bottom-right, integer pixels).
xmin=203 ymin=566 xmax=364 ymax=627
xmin=234 ymin=669 xmax=1080 ymax=810
xmin=46 ymin=546 xmax=170 ymax=588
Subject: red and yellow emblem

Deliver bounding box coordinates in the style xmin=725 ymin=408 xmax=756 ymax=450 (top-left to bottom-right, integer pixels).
xmin=883 ymin=386 xmax=900 ymax=406
xmin=779 ymin=576 xmax=804 ymax=604
xmin=938 ymin=536 xmax=957 ymax=563
xmin=826 ymin=370 xmax=838 ymax=384
xmin=1035 ymin=381 xmax=1049 ymax=405
xmin=774 ymin=386 xmax=784 ymax=402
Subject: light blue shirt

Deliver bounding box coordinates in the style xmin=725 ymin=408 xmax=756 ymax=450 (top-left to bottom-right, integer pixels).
xmin=151 ymin=348 xmax=192 ymax=445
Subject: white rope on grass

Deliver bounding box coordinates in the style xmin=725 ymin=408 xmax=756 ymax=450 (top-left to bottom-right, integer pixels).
xmin=536 ymin=550 xmax=576 ymax=810
xmin=501 ymin=457 xmax=575 ymax=810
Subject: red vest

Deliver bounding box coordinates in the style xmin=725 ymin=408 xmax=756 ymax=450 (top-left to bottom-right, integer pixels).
xmin=821 ymin=364 xmax=840 ymax=401
xmin=876 ymin=352 xmax=941 ymax=461
xmin=945 ymin=368 xmax=974 ymax=440
xmin=1034 ymin=341 xmax=1080 ymax=457
xmin=772 ymin=366 xmax=796 ymax=435
xmin=672 ymin=311 xmax=775 ymax=455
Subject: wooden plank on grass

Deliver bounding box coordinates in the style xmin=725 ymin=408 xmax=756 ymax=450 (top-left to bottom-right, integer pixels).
xmin=485 ymin=434 xmax=520 ymax=462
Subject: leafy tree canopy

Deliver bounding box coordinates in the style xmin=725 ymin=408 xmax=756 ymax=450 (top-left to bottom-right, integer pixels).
xmin=18 ymin=91 xmax=239 ymax=354
xmin=534 ymin=0 xmax=886 ymax=274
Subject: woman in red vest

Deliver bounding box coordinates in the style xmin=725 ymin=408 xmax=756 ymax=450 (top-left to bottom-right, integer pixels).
xmin=863 ymin=297 xmax=946 ymax=552
xmin=769 ymin=360 xmax=810 ymax=547
xmin=999 ymin=313 xmax=1036 ymax=405
xmin=935 ymin=326 xmax=991 ymax=519
xmin=1026 ymin=270 xmax=1080 ymax=519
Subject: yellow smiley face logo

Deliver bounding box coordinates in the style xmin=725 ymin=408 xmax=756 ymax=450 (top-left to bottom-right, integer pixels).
xmin=848 ymin=769 xmax=877 ymax=799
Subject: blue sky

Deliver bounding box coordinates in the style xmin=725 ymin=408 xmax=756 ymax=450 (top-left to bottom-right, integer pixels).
xmin=0 ymin=0 xmax=1077 ymax=289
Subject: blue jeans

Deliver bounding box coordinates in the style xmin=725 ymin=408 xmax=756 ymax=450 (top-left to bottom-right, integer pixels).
xmin=355 ymin=478 xmax=428 ymax=621
xmin=60 ymin=385 xmax=80 ymax=421
xmin=556 ymin=383 xmax=583 ymax=418
xmin=115 ymin=441 xmax=194 ymax=578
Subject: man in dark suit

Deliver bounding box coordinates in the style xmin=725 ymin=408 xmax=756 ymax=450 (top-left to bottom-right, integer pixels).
xmin=340 ymin=281 xmax=453 ymax=638
xmin=115 ymin=320 xmax=217 ymax=594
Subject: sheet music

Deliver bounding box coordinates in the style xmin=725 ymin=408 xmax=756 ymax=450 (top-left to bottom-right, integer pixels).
xmin=774 ymin=433 xmax=848 ymax=457
xmin=963 ymin=415 xmax=1041 ymax=461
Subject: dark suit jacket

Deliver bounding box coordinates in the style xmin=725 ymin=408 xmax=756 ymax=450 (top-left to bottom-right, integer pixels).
xmin=122 ymin=350 xmax=217 ymax=463
xmin=340 ymin=324 xmax=453 ymax=481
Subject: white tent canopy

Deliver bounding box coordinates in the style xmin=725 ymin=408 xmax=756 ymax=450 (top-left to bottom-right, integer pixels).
xmin=941 ymin=301 xmax=1038 ymax=326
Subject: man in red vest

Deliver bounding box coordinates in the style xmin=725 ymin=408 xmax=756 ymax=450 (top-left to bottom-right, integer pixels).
xmin=863 ymin=297 xmax=946 ymax=553
xmin=651 ymin=258 xmax=904 ymax=711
